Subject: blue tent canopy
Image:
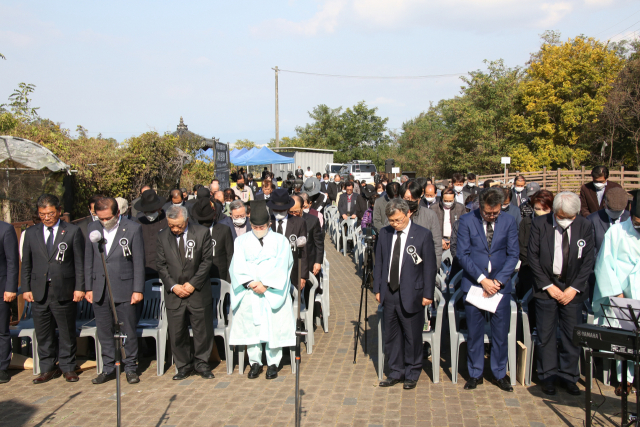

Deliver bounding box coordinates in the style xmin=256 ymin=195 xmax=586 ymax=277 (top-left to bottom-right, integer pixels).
xmin=233 ymin=146 xmax=294 ymax=166
xmin=229 ymin=147 xmax=248 ymax=162
xmin=232 ymin=147 xmax=259 ymax=164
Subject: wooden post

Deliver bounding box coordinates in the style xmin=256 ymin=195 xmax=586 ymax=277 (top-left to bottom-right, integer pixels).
xmin=543 ymin=166 xmax=547 ymax=189
xmin=557 ymin=168 xmax=561 ymax=193
xmin=581 ymin=166 xmax=585 ymax=187
xmin=620 ymin=166 xmax=625 ymax=189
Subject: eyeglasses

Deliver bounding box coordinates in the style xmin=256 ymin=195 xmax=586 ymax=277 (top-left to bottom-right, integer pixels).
xmin=481 ymin=210 xmax=500 ymax=218
xmin=388 ymin=217 xmax=407 ymax=225
xmin=38 ymin=212 xmax=58 ymax=219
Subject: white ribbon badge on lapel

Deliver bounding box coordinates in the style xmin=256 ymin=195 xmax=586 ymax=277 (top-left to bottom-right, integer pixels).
xmin=406 ymin=245 xmax=422 ymax=265
xmin=211 ymin=239 xmax=216 ymax=256
xmin=56 ymin=242 xmax=68 ymax=262
xmin=119 ymin=238 xmax=132 ymax=257
xmin=186 ymin=240 xmax=196 ymax=259
xmin=577 ymin=239 xmax=586 ymax=259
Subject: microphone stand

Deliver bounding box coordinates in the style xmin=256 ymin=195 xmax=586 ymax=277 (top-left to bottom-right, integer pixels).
xmin=97 ymin=239 xmax=127 ymax=427
xmin=291 ymin=237 xmax=306 ymax=427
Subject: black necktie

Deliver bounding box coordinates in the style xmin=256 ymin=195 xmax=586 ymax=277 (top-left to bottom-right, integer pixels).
xmin=560 ymin=228 xmax=569 ymax=282
xmin=258 ymin=238 xmax=264 ymax=247
xmin=486 ymin=222 xmax=493 ymax=250
xmin=389 ymin=230 xmax=403 ymax=292
xmin=277 ymin=220 xmax=283 ymax=234
xmin=178 ymin=233 xmax=186 ymax=259
xmin=46 ymin=227 xmax=54 ymax=255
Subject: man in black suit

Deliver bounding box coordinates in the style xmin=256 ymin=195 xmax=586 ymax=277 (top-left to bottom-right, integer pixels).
xmin=327 ymin=175 xmax=342 ymax=205
xmin=130 ymin=185 xmax=151 ymax=218
xmin=133 ymin=189 xmax=167 ymax=280
xmin=190 ymin=193 xmax=234 ymax=282
xmin=246 ymin=173 xmax=260 ymax=195
xmin=156 ymin=205 xmax=214 ymax=380
xmin=76 ymin=194 xmax=104 ymax=238
xmin=291 ymin=195 xmax=323 ymax=304
xmin=267 ymin=189 xmax=308 ymax=290
xmin=85 ymin=197 xmax=145 ymax=385
xmin=320 ymin=173 xmax=331 ymax=196
xmin=420 ymin=184 xmax=440 ymax=210
xmin=163 ymin=189 xmax=193 ymax=217
xmin=528 ymin=191 xmax=594 ymax=396
xmin=219 ymin=200 xmax=252 ymax=240
xmin=0 ymin=219 xmax=19 ymax=384
xmin=463 ymin=173 xmax=479 ymax=197
xmin=22 ymin=194 xmax=85 ymax=384
xmin=254 ymin=179 xmax=275 ymax=201
xmin=338 ymin=181 xmax=366 ymax=224
xmin=374 ymin=198 xmax=437 ymax=389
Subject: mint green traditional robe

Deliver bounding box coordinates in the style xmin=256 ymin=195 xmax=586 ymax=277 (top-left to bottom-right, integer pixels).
xmin=229 ymin=229 xmax=296 ymax=349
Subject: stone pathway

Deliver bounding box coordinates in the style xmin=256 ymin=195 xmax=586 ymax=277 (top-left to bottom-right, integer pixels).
xmin=0 ymin=236 xmax=633 ymax=426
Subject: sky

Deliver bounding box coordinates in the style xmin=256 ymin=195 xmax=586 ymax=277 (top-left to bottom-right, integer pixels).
xmin=1 ymin=0 xmax=640 ymax=147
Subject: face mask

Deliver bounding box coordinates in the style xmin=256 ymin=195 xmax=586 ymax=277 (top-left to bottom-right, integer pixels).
xmin=145 ymin=211 xmax=159 ymax=222
xmin=501 ymin=204 xmax=509 ymax=211
xmin=237 ymin=183 xmax=244 ymax=189
xmin=274 ymin=211 xmax=287 ymax=221
xmin=534 ymin=208 xmax=547 ymax=216
xmin=91 ymin=214 xmax=99 ymax=221
xmin=324 ymin=179 xmax=329 ymax=183
xmin=233 ymin=217 xmax=247 ymax=227
xmin=443 ymin=201 xmax=454 ymax=209
xmin=593 ymin=182 xmax=606 ymax=190
xmin=514 ymin=186 xmax=524 ymax=193
xmin=225 ymin=201 xmax=231 ymax=206
xmin=377 ymin=191 xmax=383 ymax=195
xmin=253 ymin=228 xmax=269 ymax=239
xmin=605 ymin=209 xmax=624 ymax=220
xmin=454 ymin=186 xmax=463 ymax=193
xmin=101 ymin=216 xmax=119 ymax=231
xmin=425 ymin=197 xmax=435 ymax=204
xmin=172 ymin=202 xmax=182 ymax=207
xmin=303 ymin=208 xmax=310 ymax=213
xmin=634 ymin=224 xmax=640 ymax=230
xmin=556 ymin=217 xmax=574 ymax=229
xmin=467 ymin=183 xmax=476 ymax=188
xmin=406 ymin=200 xmax=419 ymax=213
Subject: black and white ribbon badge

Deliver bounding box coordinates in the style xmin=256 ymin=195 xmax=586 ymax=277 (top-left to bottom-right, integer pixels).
xmin=186 ymin=240 xmax=196 ymax=260
xmin=406 ymin=245 xmax=422 ymax=265
xmin=577 ymin=239 xmax=586 ymax=259
xmin=211 ymin=239 xmax=216 ymax=256
xmin=56 ymin=242 xmax=68 ymax=262
xmin=119 ymin=238 xmax=132 ymax=258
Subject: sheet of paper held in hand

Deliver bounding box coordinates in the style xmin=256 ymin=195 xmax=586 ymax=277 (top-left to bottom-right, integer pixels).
xmin=466 ymin=286 xmax=503 ymax=313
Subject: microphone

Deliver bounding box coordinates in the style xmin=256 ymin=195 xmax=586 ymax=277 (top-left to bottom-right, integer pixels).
xmin=89 ymin=230 xmax=105 ymax=244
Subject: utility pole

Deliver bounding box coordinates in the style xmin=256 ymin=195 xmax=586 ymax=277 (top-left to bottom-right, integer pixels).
xmin=273 ymin=66 xmax=280 ymax=148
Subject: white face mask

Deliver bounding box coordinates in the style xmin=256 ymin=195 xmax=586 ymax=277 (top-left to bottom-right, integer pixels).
xmin=514 ymin=186 xmax=524 ymax=193
xmin=605 ymin=209 xmax=624 ymax=220
xmin=534 ymin=208 xmax=548 ymax=217
xmin=555 ymin=217 xmax=574 ymax=229
xmin=233 ymin=217 xmax=247 ymax=226
xmin=101 ymin=216 xmax=119 ymax=231
xmin=453 ymin=186 xmax=463 ymax=193
xmin=467 ymin=182 xmax=476 ymax=188
xmin=253 ymin=227 xmax=269 ymax=239
xmin=144 ymin=211 xmax=159 ymax=222
xmin=594 ymin=182 xmax=606 ymax=190
xmin=501 ymin=204 xmax=510 ymax=211
xmin=377 ymin=191 xmax=383 ymax=195
xmin=172 ymin=202 xmax=182 ymax=207
xmin=274 ymin=211 xmax=287 ymax=221
xmin=425 ymin=197 xmax=436 ymax=203
xmin=443 ymin=201 xmax=454 ymax=209
xmin=303 ymin=208 xmax=310 ymax=213
xmin=324 ymin=179 xmax=329 ymax=183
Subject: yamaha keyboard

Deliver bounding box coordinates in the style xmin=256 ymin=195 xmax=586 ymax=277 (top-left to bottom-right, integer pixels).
xmin=573 ymin=323 xmax=640 ymax=356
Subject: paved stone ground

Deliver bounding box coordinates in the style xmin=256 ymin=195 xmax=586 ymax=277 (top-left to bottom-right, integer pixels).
xmin=0 ymin=236 xmax=635 ymax=426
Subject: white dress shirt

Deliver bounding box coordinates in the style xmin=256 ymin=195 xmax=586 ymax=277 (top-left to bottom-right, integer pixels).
xmin=387 ymin=221 xmax=411 ymax=283
xmin=542 ymin=216 xmax=579 ymax=293
xmin=596 ymin=182 xmax=607 ymax=205
xmin=103 ymin=217 xmax=121 ymax=254
xmin=454 ymin=191 xmax=464 ymax=204
xmin=275 ymin=214 xmax=289 ymax=235
xmin=43 ymin=219 xmax=60 ymax=244
xmin=443 ymin=208 xmax=452 ymax=238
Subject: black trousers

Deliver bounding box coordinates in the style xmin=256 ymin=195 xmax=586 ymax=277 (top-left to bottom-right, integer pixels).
xmin=383 ymin=287 xmax=424 ymax=381
xmin=94 ymin=290 xmax=141 ymax=374
xmin=167 ymin=300 xmax=214 ymax=372
xmin=535 ymin=297 xmax=583 ymax=383
xmin=0 ymin=299 xmax=10 ymax=371
xmin=32 ymin=285 xmax=77 ymax=372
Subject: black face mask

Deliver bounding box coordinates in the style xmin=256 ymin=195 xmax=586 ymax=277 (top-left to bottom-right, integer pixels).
xmin=406 ymin=200 xmax=419 ymax=213
xmin=237 ymin=183 xmax=244 ymax=189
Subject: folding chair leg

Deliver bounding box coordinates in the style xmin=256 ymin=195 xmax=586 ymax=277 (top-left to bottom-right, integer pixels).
xmin=508 ymin=338 xmax=517 ymax=386
xmin=224 ymin=337 xmax=233 ymax=375
xmin=290 ymin=348 xmax=296 ymax=374
xmin=238 ymin=345 xmax=246 ymax=375
xmin=432 ymin=341 xmax=440 ymax=384
xmin=31 ymin=336 xmax=40 ymax=375
xmin=451 ymin=341 xmax=460 ymax=384
xmin=378 ymin=316 xmax=384 ymax=381
xmin=156 ymin=336 xmax=164 ymax=376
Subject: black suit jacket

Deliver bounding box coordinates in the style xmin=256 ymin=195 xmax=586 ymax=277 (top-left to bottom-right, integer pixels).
xmin=254 ymin=192 xmax=271 ymax=201
xmin=527 ymin=214 xmax=595 ymax=301
xmin=218 ymin=215 xmax=252 ymax=240
xmin=271 ymin=215 xmax=309 ymax=283
xmin=302 ymin=212 xmax=324 ymax=267
xmin=338 ymin=192 xmax=366 ymax=219
xmin=76 ymin=216 xmax=94 ymax=240
xmin=247 ymin=180 xmax=259 ymax=195
xmin=22 ymin=221 xmax=85 ymax=302
xmin=156 ymin=222 xmax=213 ymax=310
xmin=208 ymin=223 xmax=234 ymax=281
xmin=320 ymin=181 xmax=330 ymax=194
xmin=0 ymin=221 xmax=19 ymax=294
xmin=85 ymin=218 xmax=146 ymax=303
xmin=327 ymin=182 xmax=342 ymax=203
xmin=587 ymin=209 xmax=631 ymax=254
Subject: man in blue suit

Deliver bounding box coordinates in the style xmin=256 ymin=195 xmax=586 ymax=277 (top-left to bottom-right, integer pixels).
xmin=374 ymin=199 xmax=437 ymax=389
xmin=0 ymin=220 xmax=19 ymax=384
xmin=456 ymin=187 xmax=519 ymax=391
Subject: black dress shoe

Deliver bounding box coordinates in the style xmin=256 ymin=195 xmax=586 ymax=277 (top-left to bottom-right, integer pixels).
xmin=403 ymin=380 xmax=417 ymax=390
xmin=464 ymin=377 xmax=483 ymax=390
xmin=173 ymin=369 xmax=193 ymax=380
xmin=197 ymin=370 xmax=215 ymax=379
xmin=248 ymin=363 xmax=263 ymax=379
xmin=494 ymin=377 xmax=513 ymax=392
xmin=0 ymin=370 xmax=9 ymax=384
xmin=33 ymin=368 xmax=62 ymax=385
xmin=560 ymin=381 xmax=580 ymax=396
xmin=126 ymin=372 xmax=140 ymax=384
xmin=266 ymin=365 xmax=278 ymax=380
xmin=379 ymin=378 xmax=402 ymax=387
xmin=92 ymin=372 xmax=116 ymax=385
xmin=63 ymin=371 xmax=79 ymax=382
xmin=541 ymin=381 xmax=556 ymax=395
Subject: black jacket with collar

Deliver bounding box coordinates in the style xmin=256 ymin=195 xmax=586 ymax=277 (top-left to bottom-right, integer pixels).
xmin=302 ymin=212 xmax=324 ymax=266
xmin=208 ymin=222 xmax=234 ymax=282
xmin=271 ymin=215 xmax=309 ymax=283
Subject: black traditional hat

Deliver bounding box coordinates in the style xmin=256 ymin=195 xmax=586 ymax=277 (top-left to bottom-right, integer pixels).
xmin=250 ymin=200 xmax=270 ymax=226
xmin=133 ymin=189 xmax=165 ymax=212
xmin=190 ymin=198 xmax=216 ymax=222
xmin=196 ymin=187 xmax=211 ymax=200
xmin=266 ymin=188 xmax=295 ymax=211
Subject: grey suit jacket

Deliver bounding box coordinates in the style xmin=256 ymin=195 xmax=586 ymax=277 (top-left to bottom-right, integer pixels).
xmin=409 ymin=205 xmax=443 ymax=267
xmin=373 ymin=194 xmax=390 ymax=232
xmin=587 ymin=209 xmax=631 ymax=255
xmin=85 ymin=217 xmax=146 ymax=303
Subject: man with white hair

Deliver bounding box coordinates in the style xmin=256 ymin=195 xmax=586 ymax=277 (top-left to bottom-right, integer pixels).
xmin=527 ymin=191 xmax=594 ymax=396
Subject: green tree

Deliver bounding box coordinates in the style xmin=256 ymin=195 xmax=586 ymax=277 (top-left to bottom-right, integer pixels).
xmin=233 ymin=139 xmax=257 ymax=150
xmin=0 ymin=83 xmax=39 ymax=121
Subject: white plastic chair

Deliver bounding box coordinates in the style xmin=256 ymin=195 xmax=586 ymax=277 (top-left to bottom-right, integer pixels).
xmin=136 ymin=279 xmax=169 ymax=376
xmin=292 ymin=275 xmax=319 ymax=354
xmin=9 ymin=302 xmax=39 ymax=375
xmin=316 ymin=254 xmax=330 ymax=333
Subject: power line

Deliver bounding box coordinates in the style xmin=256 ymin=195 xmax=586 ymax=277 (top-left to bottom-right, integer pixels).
xmin=593 ymin=7 xmax=640 ymax=37
xmin=607 ymin=19 xmax=640 ymax=41
xmin=278 ymin=68 xmax=465 ymax=80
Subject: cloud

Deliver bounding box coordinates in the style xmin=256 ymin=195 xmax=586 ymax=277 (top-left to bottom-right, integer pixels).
xmin=371 ymin=96 xmax=405 ymax=107
xmin=193 ymin=56 xmax=214 ymax=66
xmin=252 ymin=0 xmax=595 ymax=37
